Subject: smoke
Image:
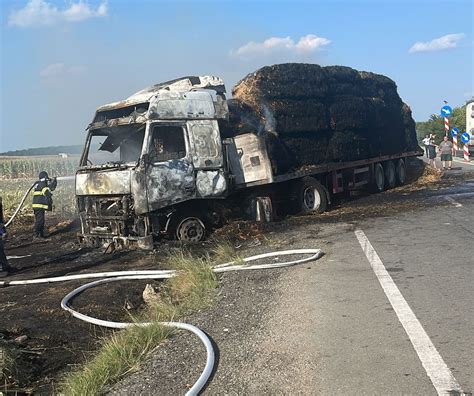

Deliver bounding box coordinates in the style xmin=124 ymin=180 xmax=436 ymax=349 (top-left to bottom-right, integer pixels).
xmin=262 ymin=104 xmax=277 ymax=134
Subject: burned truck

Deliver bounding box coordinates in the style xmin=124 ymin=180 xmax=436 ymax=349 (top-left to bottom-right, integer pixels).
xmin=76 ymin=73 xmax=420 ymax=249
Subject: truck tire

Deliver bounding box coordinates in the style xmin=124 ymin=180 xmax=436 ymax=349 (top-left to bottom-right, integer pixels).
xmin=372 ymin=163 xmax=385 ymax=192
xmin=396 ymin=159 xmax=406 ymax=185
xmin=294 ymin=177 xmax=328 ymax=214
xmin=172 ymin=215 xmax=206 ymax=242
xmin=384 ymin=161 xmax=396 ymax=189
xmin=249 ymin=196 xmax=274 ymax=222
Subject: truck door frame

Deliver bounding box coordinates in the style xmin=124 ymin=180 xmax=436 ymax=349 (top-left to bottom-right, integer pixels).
xmin=143 ymin=120 xmax=196 ymax=212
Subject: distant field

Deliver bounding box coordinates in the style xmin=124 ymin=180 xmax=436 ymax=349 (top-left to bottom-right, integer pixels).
xmin=0 ymin=155 xmax=80 ymax=180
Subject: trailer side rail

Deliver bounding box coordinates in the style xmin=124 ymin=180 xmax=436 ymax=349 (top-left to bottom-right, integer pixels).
xmin=236 ymin=150 xmax=422 ymax=189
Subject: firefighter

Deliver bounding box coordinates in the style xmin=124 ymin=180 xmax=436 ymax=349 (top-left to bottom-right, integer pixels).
xmin=32 ymin=171 xmax=57 ymax=239
xmin=0 ymin=196 xmax=13 ymax=277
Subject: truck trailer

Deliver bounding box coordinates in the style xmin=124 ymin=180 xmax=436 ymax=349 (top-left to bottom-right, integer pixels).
xmin=76 ymin=75 xmax=421 ymax=249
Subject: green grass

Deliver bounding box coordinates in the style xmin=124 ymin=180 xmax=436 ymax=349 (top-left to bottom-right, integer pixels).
xmin=61 ymin=248 xmax=219 ymax=395
xmin=211 ymin=240 xmax=245 ymax=265
xmin=61 ymin=323 xmax=172 ymax=396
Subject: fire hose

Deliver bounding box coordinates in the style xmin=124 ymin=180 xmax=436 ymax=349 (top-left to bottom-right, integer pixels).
xmin=1 ymin=249 xmax=323 ymax=395
xmin=4 ymin=183 xmax=35 ymax=228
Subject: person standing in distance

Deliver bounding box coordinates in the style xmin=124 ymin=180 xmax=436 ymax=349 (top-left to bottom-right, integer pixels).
xmin=32 ymin=171 xmax=57 ymax=240
xmin=438 ymin=136 xmax=454 ymax=170
xmin=422 ymin=135 xmax=431 ymax=158
xmin=427 ymin=136 xmax=437 ymax=169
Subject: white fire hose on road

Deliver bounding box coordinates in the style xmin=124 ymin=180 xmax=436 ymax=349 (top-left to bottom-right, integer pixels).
xmin=1 ymin=248 xmax=323 ymax=395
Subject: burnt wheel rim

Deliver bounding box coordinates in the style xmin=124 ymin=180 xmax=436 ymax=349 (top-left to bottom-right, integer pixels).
xmin=375 ymin=166 xmax=384 ymax=191
xmin=303 ymin=187 xmax=320 ymax=210
xmin=176 ymin=218 xmax=205 ymax=242
xmin=398 ymin=161 xmax=406 ymax=184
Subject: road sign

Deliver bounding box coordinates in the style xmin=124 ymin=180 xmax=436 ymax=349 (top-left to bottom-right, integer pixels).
xmin=451 ymin=127 xmax=459 ymax=137
xmin=461 ymin=132 xmax=470 ymax=144
xmin=440 ymin=105 xmax=453 ymax=117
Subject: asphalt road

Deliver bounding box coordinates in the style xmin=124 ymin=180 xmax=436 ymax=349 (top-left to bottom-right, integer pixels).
xmin=271 ymin=184 xmax=474 ymax=394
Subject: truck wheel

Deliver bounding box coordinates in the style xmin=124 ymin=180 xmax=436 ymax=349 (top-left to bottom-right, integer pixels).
xmin=295 ymin=177 xmax=328 ymax=214
xmin=396 ymin=159 xmax=406 ymax=185
xmin=372 ymin=163 xmax=385 ymax=192
xmin=384 ymin=161 xmax=396 ymax=189
xmin=174 ymin=216 xmax=206 ymax=242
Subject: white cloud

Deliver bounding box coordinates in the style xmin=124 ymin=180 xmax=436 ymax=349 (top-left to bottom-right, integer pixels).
xmin=8 ymin=0 xmax=108 ymax=27
xmin=409 ymin=33 xmax=465 ymax=53
xmin=40 ymin=63 xmax=87 ymax=78
xmin=231 ymin=34 xmax=331 ymax=58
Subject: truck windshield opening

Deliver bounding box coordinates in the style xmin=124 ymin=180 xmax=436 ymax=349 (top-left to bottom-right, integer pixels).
xmin=84 ymin=125 xmax=145 ymax=166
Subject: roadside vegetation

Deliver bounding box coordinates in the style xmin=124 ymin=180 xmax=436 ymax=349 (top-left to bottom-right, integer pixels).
xmin=60 ymin=243 xmax=238 ymax=395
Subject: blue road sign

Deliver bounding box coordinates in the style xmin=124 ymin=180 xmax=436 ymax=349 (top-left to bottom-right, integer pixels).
xmin=440 ymin=105 xmax=453 ymax=117
xmin=461 ymin=132 xmax=470 ymax=144
xmin=451 ymin=127 xmax=459 ymax=137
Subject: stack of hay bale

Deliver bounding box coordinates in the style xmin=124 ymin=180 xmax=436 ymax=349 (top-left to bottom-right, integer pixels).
xmin=222 ymin=63 xmax=418 ymax=174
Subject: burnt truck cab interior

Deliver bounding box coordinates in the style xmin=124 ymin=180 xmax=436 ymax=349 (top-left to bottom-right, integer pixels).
xmin=76 ymin=76 xmax=230 ymax=249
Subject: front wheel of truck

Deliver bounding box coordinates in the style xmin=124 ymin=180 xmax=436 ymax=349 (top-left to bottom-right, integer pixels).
xmin=173 ymin=215 xmax=206 ymax=243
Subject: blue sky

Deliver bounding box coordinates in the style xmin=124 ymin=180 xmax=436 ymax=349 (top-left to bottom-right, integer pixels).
xmin=1 ymin=0 xmax=472 ymax=152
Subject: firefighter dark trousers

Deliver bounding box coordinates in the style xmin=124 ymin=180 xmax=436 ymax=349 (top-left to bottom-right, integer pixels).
xmin=0 ymin=240 xmax=10 ymax=271
xmin=34 ymin=209 xmax=46 ymax=237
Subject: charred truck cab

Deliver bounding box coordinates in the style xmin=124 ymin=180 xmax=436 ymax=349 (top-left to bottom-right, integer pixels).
xmin=77 ymin=76 xmax=231 ymax=249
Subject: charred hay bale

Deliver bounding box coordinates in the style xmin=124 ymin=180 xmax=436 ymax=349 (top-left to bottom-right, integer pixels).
xmin=264 ymin=132 xmax=295 ymax=175
xmin=230 ymin=63 xmax=414 ymax=164
xmin=279 ymin=131 xmax=331 ymax=166
xmin=323 ymin=66 xmax=364 ymax=96
xmin=401 ymin=103 xmax=419 ymax=151
xmin=219 ymin=99 xmax=263 ymax=138
xmin=326 ymin=131 xmax=370 ymax=162
xmin=268 ymin=99 xmax=329 ymax=134
xmin=329 ymin=95 xmax=370 ymax=131
xmin=233 ymin=63 xmax=329 ymax=102
xmin=358 ymin=71 xmax=401 ymax=104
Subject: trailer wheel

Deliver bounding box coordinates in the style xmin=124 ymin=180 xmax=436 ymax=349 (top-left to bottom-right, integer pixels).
xmin=396 ymin=159 xmax=406 ymax=185
xmin=295 ymin=177 xmax=327 ymax=214
xmin=384 ymin=161 xmax=396 ymax=189
xmin=373 ymin=163 xmax=385 ymax=192
xmin=174 ymin=216 xmax=206 ymax=242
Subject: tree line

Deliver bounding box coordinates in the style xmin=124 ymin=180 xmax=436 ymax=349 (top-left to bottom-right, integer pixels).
xmin=0 ymin=145 xmax=83 ymax=157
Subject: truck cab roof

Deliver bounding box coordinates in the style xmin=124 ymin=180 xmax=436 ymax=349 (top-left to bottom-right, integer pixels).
xmin=89 ymin=76 xmax=228 ymax=130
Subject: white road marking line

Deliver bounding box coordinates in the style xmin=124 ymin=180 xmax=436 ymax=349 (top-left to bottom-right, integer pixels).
xmin=444 ymin=196 xmax=463 ymax=207
xmin=354 ymin=229 xmax=464 ymax=396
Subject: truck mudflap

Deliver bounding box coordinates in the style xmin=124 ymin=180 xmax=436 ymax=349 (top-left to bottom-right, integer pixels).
xmin=78 ymin=234 xmax=153 ymax=251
